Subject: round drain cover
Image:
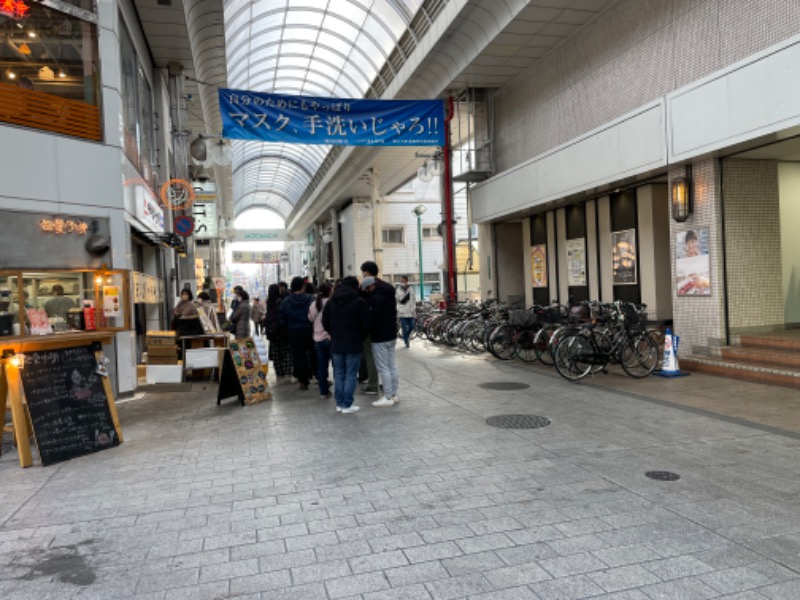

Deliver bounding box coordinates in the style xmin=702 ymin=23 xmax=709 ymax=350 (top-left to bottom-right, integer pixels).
xmin=645 ymin=471 xmax=680 ymax=481
xmin=486 ymin=414 xmax=551 ymax=429
xmin=479 ymin=382 xmax=531 ymax=391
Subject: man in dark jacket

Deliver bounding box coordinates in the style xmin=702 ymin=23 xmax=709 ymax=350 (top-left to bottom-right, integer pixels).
xmin=361 ymin=263 xmax=400 ymax=408
xmin=359 ymin=261 xmax=381 ymax=395
xmin=278 ymin=277 xmax=315 ymax=390
xmin=323 ymin=277 xmax=371 ymax=413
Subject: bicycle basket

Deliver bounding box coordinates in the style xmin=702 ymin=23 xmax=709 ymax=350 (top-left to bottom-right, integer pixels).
xmin=509 ymin=309 xmax=538 ymax=328
xmin=619 ymin=304 xmax=646 ymax=329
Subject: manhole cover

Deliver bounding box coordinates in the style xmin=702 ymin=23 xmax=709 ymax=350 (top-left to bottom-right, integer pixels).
xmin=645 ymin=471 xmax=681 ymax=481
xmin=479 ymin=382 xmax=531 ymax=391
xmin=486 ymin=414 xmax=551 ymax=429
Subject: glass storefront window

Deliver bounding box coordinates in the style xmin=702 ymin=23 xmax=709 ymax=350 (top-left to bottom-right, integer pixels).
xmin=120 ymin=20 xmax=139 ymax=169
xmin=120 ymin=16 xmax=156 ymax=188
xmin=0 ymin=270 xmax=130 ymax=339
xmin=0 ymin=2 xmax=99 ymax=105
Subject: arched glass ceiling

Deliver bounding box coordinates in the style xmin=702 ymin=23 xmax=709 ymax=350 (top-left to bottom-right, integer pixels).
xmin=224 ymin=0 xmax=424 ymax=220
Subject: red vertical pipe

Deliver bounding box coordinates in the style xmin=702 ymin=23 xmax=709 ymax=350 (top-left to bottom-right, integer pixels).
xmin=443 ymin=96 xmax=456 ymax=305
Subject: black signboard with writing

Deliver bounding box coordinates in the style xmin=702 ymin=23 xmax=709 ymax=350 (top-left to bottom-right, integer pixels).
xmin=20 ymin=346 xmax=120 ymax=466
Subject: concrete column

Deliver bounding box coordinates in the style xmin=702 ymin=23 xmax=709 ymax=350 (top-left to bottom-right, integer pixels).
xmin=637 ymin=184 xmax=672 ymax=322
xmin=556 ymin=208 xmax=568 ymax=305
xmin=494 ymin=222 xmax=524 ymax=305
xmin=478 ymin=222 xmax=496 ymax=300
xmin=546 ymin=211 xmax=558 ymax=303
xmin=522 ymin=217 xmax=533 ymax=307
xmin=669 ymin=159 xmax=727 ymax=355
xmin=585 ymin=200 xmax=599 ymax=301
xmin=596 ymin=196 xmax=613 ymax=303
xmin=329 ymin=208 xmax=340 ymax=280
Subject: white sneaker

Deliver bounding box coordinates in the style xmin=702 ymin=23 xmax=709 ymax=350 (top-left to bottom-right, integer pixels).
xmin=372 ymin=397 xmax=395 ymax=408
xmin=341 ymin=405 xmax=360 ymax=414
xmin=336 ymin=406 xmax=343 ymax=413
xmin=391 ymin=395 xmax=399 ymax=404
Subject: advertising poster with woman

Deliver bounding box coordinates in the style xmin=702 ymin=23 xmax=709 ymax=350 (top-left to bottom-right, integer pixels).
xmin=676 ymin=228 xmax=711 ymax=296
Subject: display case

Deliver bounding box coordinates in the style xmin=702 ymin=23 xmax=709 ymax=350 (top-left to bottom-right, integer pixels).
xmin=0 ymin=269 xmax=132 ymax=340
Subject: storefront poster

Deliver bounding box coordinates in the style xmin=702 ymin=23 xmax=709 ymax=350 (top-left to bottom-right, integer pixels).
xmin=676 ymin=228 xmax=711 ymax=296
xmin=531 ymin=245 xmax=547 ymax=288
xmin=133 ymin=272 xmax=146 ymax=303
xmin=228 ymin=339 xmax=271 ymax=405
xmin=566 ymin=238 xmax=586 ymax=286
xmin=611 ymin=229 xmax=637 ymax=285
xmin=102 ymin=286 xmax=121 ymax=316
xmin=27 ymin=308 xmax=51 ymax=336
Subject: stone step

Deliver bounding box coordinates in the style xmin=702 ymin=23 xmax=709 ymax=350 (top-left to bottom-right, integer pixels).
xmin=721 ymin=346 xmax=800 ymax=370
xmin=681 ymin=355 xmax=800 ymax=390
xmin=739 ymin=333 xmax=800 ymax=352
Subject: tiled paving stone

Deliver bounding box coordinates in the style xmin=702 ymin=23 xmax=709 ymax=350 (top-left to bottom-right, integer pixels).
xmin=2 ymin=345 xmax=800 ymax=598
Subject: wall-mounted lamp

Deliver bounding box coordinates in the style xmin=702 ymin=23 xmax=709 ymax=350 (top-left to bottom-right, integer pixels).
xmin=95 ymin=263 xmax=112 ymax=285
xmin=3 ymin=349 xmax=24 ymax=369
xmin=671 ymin=165 xmax=693 ymax=222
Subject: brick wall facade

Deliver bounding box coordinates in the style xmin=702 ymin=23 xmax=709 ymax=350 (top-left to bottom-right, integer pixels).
xmin=669 ymin=159 xmax=727 ymax=356
xmin=493 ymin=0 xmax=800 ymax=173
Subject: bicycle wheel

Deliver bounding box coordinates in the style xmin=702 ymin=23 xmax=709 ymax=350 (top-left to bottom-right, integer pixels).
xmin=461 ymin=321 xmax=485 ymax=353
xmin=488 ymin=325 xmax=516 ymax=360
xmin=515 ymin=328 xmax=539 ymax=362
xmin=534 ymin=325 xmax=558 ymax=365
xmin=554 ymin=334 xmax=593 ymax=381
xmin=620 ymin=332 xmax=659 ymax=377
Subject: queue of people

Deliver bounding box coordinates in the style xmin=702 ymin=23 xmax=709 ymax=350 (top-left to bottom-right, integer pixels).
xmin=185 ymin=264 xmax=414 ymax=414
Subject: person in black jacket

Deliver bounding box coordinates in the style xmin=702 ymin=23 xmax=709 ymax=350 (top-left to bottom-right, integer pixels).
xmin=278 ymin=277 xmax=315 ymax=390
xmin=322 ymin=277 xmax=371 ymax=413
xmin=361 ymin=270 xmax=400 ymax=408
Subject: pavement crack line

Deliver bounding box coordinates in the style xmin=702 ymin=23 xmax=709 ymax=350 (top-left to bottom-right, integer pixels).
xmin=0 ymin=462 xmax=64 ymax=530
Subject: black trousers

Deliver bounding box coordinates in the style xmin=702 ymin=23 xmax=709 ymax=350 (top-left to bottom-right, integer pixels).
xmin=287 ymin=329 xmax=315 ymax=386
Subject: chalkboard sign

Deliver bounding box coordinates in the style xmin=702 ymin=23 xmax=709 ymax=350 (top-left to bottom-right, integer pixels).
xmin=20 ymin=345 xmax=121 ymax=466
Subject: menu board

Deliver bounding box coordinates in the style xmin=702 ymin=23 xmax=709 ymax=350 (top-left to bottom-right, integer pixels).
xmin=19 ymin=346 xmax=122 ymax=466
xmin=217 ymin=338 xmax=270 ymax=406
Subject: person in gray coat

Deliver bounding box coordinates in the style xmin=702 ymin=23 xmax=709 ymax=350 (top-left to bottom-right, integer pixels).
xmin=229 ymin=289 xmax=252 ymax=339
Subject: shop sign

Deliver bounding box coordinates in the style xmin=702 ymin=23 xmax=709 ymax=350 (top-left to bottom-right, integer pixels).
xmin=135 ymin=189 xmax=165 ymax=232
xmin=232 ymin=251 xmax=281 ymax=264
xmin=192 ymin=199 xmax=218 ymax=239
xmin=144 ymin=275 xmax=161 ymax=304
xmin=39 ymin=218 xmax=89 ymax=235
xmin=1 ymin=1 xmax=31 ymax=19
xmin=133 ymin=272 xmax=145 ymax=303
xmin=233 ymin=229 xmax=289 ymax=242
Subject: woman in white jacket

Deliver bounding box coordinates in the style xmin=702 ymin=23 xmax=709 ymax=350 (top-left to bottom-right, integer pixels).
xmin=395 ymin=276 xmax=416 ymax=348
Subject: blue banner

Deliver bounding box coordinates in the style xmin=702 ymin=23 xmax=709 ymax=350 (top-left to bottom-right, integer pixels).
xmin=219 ymin=88 xmax=445 ymax=147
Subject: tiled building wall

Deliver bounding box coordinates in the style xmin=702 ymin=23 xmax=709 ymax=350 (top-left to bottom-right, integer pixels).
xmin=721 ymin=159 xmax=784 ymax=335
xmin=669 ymin=159 xmax=727 ymax=356
xmin=493 ymin=0 xmax=800 ymax=172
